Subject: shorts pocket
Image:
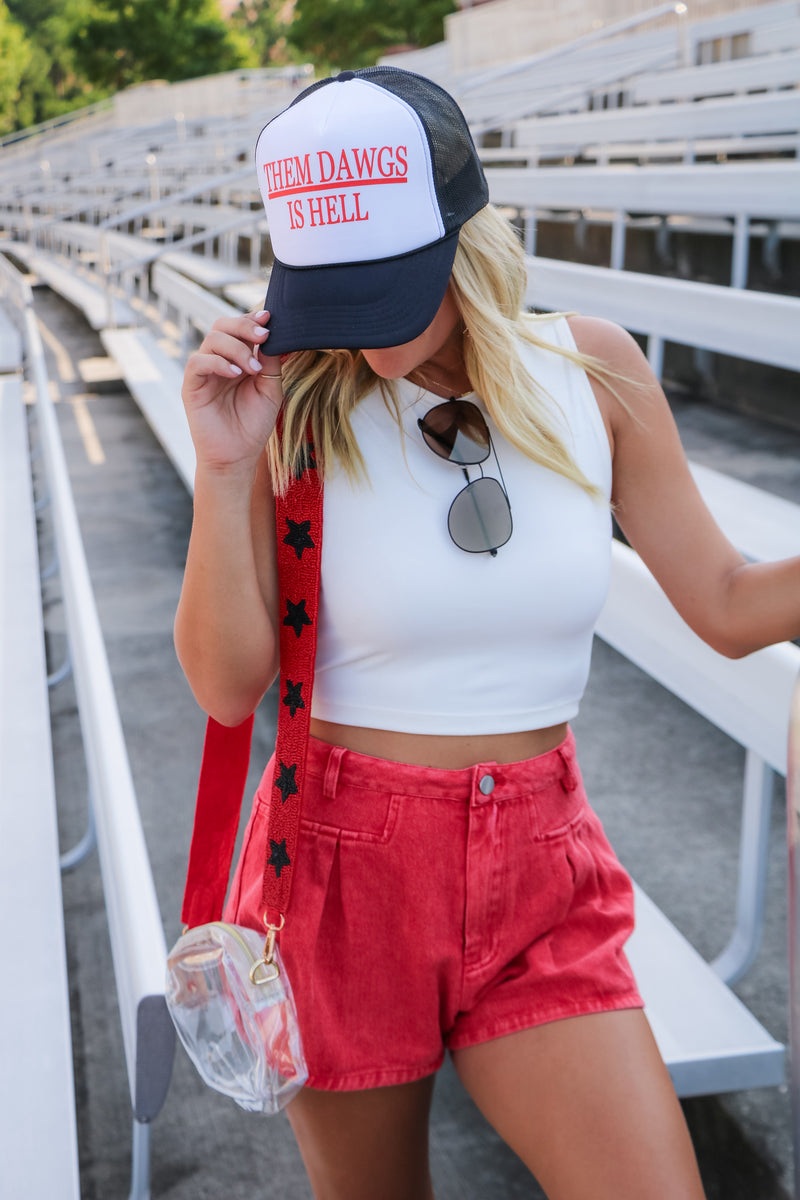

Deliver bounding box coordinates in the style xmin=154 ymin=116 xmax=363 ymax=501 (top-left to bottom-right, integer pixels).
xmin=299 ymin=787 xmax=399 ymax=845
xmin=525 ymin=781 xmax=590 ymax=843
xmin=254 ymin=772 xmax=400 ymax=846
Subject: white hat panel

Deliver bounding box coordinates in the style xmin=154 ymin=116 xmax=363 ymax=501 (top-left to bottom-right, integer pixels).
xmin=256 ymin=79 xmax=444 ymax=267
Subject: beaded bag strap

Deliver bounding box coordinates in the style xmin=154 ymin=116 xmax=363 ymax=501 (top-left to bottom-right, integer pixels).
xmin=180 ymin=426 xmax=322 ymax=932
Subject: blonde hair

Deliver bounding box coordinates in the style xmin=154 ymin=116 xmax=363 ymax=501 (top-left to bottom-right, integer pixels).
xmin=268 ymin=204 xmax=630 ymax=498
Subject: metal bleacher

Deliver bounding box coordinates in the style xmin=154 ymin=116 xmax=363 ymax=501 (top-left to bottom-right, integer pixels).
xmin=0 ymin=278 xmax=81 ymax=1199
xmin=2 ymin=4 xmax=800 ymax=1193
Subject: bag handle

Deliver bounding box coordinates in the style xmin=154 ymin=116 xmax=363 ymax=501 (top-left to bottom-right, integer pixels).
xmin=180 ymin=428 xmax=322 ymax=932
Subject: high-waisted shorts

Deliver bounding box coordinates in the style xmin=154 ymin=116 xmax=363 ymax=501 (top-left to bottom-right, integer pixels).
xmin=223 ymin=727 xmax=644 ymax=1091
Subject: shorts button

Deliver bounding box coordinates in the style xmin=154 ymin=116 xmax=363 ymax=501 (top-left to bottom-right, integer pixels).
xmin=479 ymin=774 xmax=495 ymax=796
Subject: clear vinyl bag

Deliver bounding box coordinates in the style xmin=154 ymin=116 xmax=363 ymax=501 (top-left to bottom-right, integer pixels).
xmin=165 ymin=921 xmax=307 ymax=1113
xmin=171 ymin=434 xmax=320 ymax=1115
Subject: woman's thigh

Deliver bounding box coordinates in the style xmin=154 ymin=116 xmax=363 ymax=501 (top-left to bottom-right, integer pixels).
xmin=286 ymin=1073 xmax=437 ymax=1200
xmin=451 ymin=1008 xmax=706 ymax=1200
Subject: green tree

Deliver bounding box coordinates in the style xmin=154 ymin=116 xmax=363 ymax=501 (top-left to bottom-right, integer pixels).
xmin=6 ymin=0 xmax=107 ymax=128
xmin=289 ymin=0 xmax=456 ymax=71
xmin=71 ymin=0 xmax=255 ymax=92
xmin=0 ymin=2 xmax=32 ymax=134
xmin=231 ymin=0 xmax=297 ymax=68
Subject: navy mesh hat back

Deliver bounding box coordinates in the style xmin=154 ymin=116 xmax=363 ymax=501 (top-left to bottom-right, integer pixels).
xmin=254 ymin=66 xmax=489 ymax=354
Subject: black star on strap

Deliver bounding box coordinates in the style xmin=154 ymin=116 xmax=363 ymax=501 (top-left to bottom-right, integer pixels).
xmin=282 ymin=679 xmax=305 ymax=718
xmin=293 ymin=442 xmax=317 ymax=480
xmin=283 ymin=518 xmax=315 ymax=561
xmin=284 ymin=597 xmax=312 ymax=638
xmin=268 ymin=838 xmax=291 ymax=878
xmin=274 ymin=760 xmax=298 ymax=802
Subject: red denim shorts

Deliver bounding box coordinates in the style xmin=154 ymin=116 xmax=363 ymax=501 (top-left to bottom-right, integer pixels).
xmin=223 ymin=727 xmax=643 ymax=1091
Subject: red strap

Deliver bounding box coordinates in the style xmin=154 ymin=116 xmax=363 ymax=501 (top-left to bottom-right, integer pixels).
xmin=180 ymin=431 xmax=322 ymax=930
xmin=180 ymin=715 xmax=254 ymax=929
xmin=261 ymin=437 xmax=322 ymax=924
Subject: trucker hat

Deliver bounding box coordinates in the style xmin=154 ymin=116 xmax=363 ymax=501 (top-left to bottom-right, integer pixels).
xmin=255 ymin=65 xmax=489 ymax=355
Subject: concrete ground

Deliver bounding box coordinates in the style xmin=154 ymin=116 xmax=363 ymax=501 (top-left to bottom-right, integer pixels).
xmin=29 ymin=286 xmax=800 ymax=1199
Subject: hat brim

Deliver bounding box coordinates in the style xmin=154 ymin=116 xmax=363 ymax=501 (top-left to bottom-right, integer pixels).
xmin=262 ymin=230 xmax=460 ymax=356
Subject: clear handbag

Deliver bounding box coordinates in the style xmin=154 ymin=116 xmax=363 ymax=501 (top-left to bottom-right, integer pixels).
xmin=170 ymin=424 xmax=320 ymax=1115
xmin=165 ymin=920 xmax=307 ymax=1113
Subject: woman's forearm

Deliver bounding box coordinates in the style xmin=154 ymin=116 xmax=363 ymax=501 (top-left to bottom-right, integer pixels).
xmin=722 ymin=555 xmax=800 ymax=658
xmin=175 ymin=462 xmax=278 ymax=724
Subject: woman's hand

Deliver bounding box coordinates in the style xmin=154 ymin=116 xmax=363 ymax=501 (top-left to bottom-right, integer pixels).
xmin=181 ymin=310 xmax=283 ymax=474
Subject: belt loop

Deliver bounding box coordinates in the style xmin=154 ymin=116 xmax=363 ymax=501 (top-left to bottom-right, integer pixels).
xmin=557 ymin=747 xmax=578 ymax=793
xmin=323 ymin=745 xmax=346 ymax=801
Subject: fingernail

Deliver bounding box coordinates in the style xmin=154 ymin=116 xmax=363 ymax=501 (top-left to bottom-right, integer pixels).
xmin=254 ymin=309 xmax=269 ymax=318
xmin=251 ymin=326 xmax=268 ymax=339
xmin=229 ymin=363 xmax=243 ymax=375
xmin=249 ymin=356 xmax=261 ymax=371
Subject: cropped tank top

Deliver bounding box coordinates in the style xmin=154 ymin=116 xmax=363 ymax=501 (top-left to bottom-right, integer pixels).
xmin=311 ymin=316 xmax=613 ymax=735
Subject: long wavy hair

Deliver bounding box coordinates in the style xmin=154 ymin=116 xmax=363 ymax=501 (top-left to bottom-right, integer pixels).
xmin=268 ymin=203 xmax=631 ymax=499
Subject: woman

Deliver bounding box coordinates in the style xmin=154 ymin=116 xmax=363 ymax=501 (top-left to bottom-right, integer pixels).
xmin=175 ymin=67 xmax=799 ymax=1200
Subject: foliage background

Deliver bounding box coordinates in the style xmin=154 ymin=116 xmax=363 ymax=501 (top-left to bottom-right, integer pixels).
xmin=0 ymin=0 xmax=456 ymax=135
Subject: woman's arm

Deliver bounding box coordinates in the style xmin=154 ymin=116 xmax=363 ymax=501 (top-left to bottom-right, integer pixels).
xmin=568 ymin=315 xmax=800 ymax=658
xmin=174 ymin=311 xmax=283 ymax=724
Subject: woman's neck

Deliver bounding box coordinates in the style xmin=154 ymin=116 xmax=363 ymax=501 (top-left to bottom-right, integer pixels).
xmin=407 ymin=321 xmax=472 ymax=399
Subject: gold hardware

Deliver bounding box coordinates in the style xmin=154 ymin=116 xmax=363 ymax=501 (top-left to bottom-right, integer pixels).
xmin=249 ymin=958 xmax=280 ymax=985
xmin=245 ymin=912 xmax=285 ymax=985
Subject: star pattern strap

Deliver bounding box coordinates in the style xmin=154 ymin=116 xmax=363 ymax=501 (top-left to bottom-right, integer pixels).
xmin=179 ymin=418 xmax=323 ymax=931
xmin=262 ymin=423 xmax=323 ymax=922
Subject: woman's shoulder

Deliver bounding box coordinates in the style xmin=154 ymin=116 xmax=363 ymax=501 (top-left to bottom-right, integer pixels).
xmin=562 ymin=314 xmax=667 ymax=455
xmin=563 ymin=314 xmax=645 ymax=374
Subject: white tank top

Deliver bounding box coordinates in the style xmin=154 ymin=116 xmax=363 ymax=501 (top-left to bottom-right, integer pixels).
xmin=311 ymin=316 xmax=612 ymax=735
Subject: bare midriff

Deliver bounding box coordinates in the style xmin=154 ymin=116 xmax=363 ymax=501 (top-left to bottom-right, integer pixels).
xmin=308 ymin=718 xmax=569 ymax=770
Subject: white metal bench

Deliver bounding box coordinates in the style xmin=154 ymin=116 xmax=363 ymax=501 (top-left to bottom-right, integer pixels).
xmin=42 ymin=217 xmax=251 ymax=291
xmin=512 ymin=90 xmax=800 ymax=152
xmin=583 ymin=135 xmax=800 ymax=165
xmin=0 ymin=256 xmax=175 ymax=1200
xmin=689 ymin=463 xmax=800 ymax=566
xmin=523 ymin=253 xmax=800 ymax=376
xmin=99 ymin=262 xmax=244 ymax=490
xmin=161 ymin=248 xmax=250 ymax=289
xmin=152 ymin=258 xmax=240 ymax=341
xmin=10 ymin=246 xmax=136 ymax=329
xmin=100 ymin=328 xmax=195 ymax=492
xmin=630 ymin=888 xmax=785 ymax=1096
xmin=486 ymin=161 xmax=800 ymax=221
xmin=480 ymin=134 xmax=800 ymax=166
xmin=0 ymin=330 xmax=81 ymax=1198
xmin=603 ymin=539 xmax=798 ymax=1095
xmin=629 ymin=46 xmax=800 ymax=104
xmin=487 ymin=160 xmax=800 ymax=283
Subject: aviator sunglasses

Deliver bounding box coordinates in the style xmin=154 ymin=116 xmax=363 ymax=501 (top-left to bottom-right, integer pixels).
xmin=417 ymin=398 xmax=512 ymax=556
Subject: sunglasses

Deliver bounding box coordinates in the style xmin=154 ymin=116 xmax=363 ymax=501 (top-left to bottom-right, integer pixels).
xmin=417 ymin=399 xmax=512 ymax=557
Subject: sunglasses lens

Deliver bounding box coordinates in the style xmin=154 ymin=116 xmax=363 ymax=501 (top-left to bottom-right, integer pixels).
xmin=448 ymin=477 xmax=512 ymax=554
xmin=419 ymin=401 xmax=489 ymax=465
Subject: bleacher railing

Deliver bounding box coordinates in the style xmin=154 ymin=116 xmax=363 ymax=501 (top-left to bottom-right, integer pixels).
xmin=0 ymin=98 xmax=114 ymax=153
xmin=0 ymin=251 xmax=175 ymax=1200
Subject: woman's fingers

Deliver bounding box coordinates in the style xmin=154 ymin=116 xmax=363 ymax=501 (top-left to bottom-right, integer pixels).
xmin=184 ymin=310 xmax=283 ymax=401
xmin=204 ymin=310 xmax=270 ymax=346
xmin=184 ymin=351 xmax=247 ymax=387
xmin=198 ymin=328 xmax=267 ymax=376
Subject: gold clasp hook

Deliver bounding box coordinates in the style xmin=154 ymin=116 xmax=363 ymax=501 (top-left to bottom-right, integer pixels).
xmin=249 ymin=912 xmax=285 ymax=986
